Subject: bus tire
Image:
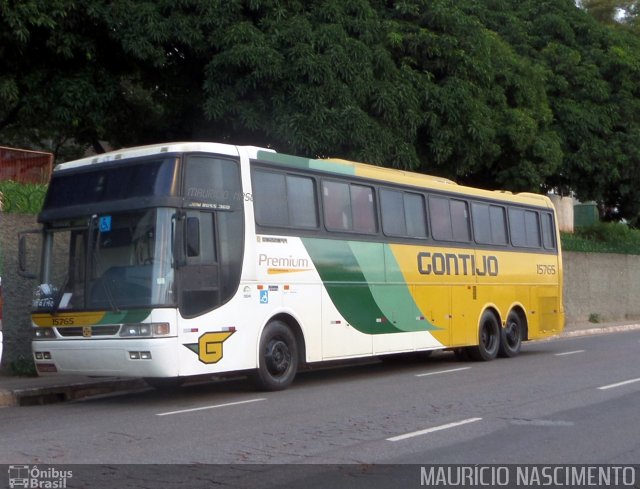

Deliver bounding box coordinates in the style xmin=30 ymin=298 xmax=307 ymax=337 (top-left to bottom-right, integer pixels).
xmin=251 ymin=320 xmax=298 ymax=391
xmin=498 ymin=311 xmax=523 ymax=358
xmin=468 ymin=311 xmax=500 ymax=361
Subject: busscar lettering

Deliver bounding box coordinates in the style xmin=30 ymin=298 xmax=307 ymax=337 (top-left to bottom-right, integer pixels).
xmin=417 ymin=252 xmax=499 ymax=276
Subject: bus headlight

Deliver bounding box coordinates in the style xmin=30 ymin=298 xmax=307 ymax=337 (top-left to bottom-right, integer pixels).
xmin=33 ymin=327 xmax=56 ymax=339
xmin=119 ymin=323 xmax=170 ymax=337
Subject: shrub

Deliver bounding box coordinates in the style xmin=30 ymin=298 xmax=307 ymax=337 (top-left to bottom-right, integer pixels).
xmin=0 ymin=181 xmax=47 ymax=214
xmin=561 ymin=222 xmax=640 ymax=255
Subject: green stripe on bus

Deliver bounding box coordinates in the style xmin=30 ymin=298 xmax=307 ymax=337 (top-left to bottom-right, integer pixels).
xmin=101 ymin=309 xmax=151 ymax=325
xmin=302 ymin=238 xmax=437 ymax=334
xmin=302 ymin=238 xmax=396 ymax=334
xmin=255 ymin=151 xmax=355 ymax=176
xmin=350 ymin=241 xmax=439 ymax=332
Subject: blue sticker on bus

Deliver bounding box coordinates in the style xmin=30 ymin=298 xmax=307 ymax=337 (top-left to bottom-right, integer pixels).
xmin=259 ymin=290 xmax=269 ymax=304
xmin=99 ymin=216 xmax=112 ymax=233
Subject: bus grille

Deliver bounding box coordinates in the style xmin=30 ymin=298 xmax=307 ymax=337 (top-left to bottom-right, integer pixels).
xmin=56 ymin=325 xmax=121 ymax=337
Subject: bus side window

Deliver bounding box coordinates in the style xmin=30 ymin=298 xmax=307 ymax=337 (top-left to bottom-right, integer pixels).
xmin=509 ymin=208 xmax=541 ymax=248
xmin=351 ymin=184 xmax=376 ymax=233
xmin=381 ymin=189 xmax=427 ymax=238
xmin=252 ymin=170 xmax=288 ymax=227
xmin=472 ymin=203 xmax=507 ymax=245
xmin=404 ymin=192 xmax=427 ymax=238
xmin=450 ymin=199 xmax=470 ymax=241
xmin=430 ymin=196 xmax=470 ymax=242
xmin=429 ymin=196 xmax=452 ymax=240
xmin=323 ymin=181 xmax=352 ymax=231
xmin=541 ymin=212 xmax=556 ymax=249
xmin=287 ymin=175 xmax=318 ymax=228
xmin=381 ymin=189 xmax=406 ymax=236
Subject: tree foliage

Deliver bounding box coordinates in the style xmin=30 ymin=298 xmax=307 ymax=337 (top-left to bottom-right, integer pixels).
xmin=1 ymin=0 xmax=640 ymax=223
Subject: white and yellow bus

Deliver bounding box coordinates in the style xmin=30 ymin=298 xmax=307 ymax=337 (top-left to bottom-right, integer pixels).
xmin=22 ymin=142 xmax=563 ymax=390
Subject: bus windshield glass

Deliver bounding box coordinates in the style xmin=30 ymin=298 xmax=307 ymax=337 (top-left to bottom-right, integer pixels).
xmin=43 ymin=157 xmax=178 ymax=210
xmin=34 ymin=208 xmax=175 ymax=312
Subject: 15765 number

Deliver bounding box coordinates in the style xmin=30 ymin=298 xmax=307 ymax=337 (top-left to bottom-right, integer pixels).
xmin=536 ymin=264 xmax=556 ymax=275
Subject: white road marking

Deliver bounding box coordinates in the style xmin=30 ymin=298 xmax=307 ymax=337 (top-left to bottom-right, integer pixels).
xmin=156 ymin=398 xmax=266 ymax=416
xmin=554 ymin=350 xmax=585 ymax=356
xmin=597 ymin=377 xmax=640 ymax=391
xmin=415 ymin=367 xmax=471 ymax=377
xmin=510 ymin=418 xmax=574 ymax=427
xmin=387 ymin=417 xmax=482 ymax=442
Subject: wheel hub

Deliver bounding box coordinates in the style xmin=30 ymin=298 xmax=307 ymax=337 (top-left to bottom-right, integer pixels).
xmin=265 ymin=339 xmax=291 ymax=375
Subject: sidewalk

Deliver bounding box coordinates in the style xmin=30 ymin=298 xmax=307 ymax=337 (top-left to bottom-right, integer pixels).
xmin=1 ymin=320 xmax=639 ymax=407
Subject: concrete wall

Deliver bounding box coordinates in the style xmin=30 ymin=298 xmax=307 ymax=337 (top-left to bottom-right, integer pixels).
xmin=1 ymin=212 xmax=39 ymax=368
xmin=563 ymin=251 xmax=640 ymax=324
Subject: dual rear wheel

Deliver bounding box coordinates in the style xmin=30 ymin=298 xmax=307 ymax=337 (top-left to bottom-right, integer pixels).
xmin=465 ymin=310 xmax=523 ymax=361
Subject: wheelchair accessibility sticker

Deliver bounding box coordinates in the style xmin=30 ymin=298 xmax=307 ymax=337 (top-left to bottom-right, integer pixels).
xmin=260 ymin=290 xmax=269 ymax=304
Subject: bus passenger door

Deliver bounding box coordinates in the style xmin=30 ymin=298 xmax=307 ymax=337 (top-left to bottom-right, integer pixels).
xmin=177 ymin=211 xmax=221 ymax=318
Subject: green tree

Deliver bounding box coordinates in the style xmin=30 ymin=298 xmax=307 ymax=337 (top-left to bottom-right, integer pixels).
xmin=472 ymin=0 xmax=640 ymax=222
xmin=0 ymin=0 xmax=214 ymax=156
xmin=384 ymin=0 xmax=562 ymax=191
xmin=2 ymin=0 xmax=640 ymax=224
xmin=201 ymin=0 xmax=424 ymax=166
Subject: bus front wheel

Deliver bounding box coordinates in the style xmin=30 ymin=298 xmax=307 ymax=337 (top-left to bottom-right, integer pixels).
xmin=468 ymin=311 xmax=500 ymax=361
xmin=251 ymin=320 xmax=298 ymax=391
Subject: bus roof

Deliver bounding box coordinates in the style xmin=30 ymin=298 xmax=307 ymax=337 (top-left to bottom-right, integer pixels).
xmin=54 ymin=142 xmax=553 ymax=210
xmin=54 ymin=142 xmax=274 ymax=172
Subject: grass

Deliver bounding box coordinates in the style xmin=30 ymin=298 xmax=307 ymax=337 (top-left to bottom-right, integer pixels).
xmin=0 ymin=180 xmax=47 ymax=214
xmin=561 ymin=221 xmax=640 ymax=255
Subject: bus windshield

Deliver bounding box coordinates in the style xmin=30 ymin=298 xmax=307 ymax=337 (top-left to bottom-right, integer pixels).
xmin=34 ymin=208 xmax=176 ymax=312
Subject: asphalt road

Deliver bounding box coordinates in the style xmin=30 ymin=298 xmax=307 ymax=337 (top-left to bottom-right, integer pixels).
xmin=1 ymin=331 xmax=638 ymax=487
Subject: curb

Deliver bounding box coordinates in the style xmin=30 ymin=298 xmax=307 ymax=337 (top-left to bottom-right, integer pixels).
xmin=0 ymin=377 xmax=147 ymax=407
xmin=559 ymin=323 xmax=640 ymax=338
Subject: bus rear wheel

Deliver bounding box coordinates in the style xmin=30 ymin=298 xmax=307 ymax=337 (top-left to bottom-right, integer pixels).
xmin=251 ymin=320 xmax=298 ymax=391
xmin=468 ymin=311 xmax=500 ymax=361
xmin=498 ymin=311 xmax=523 ymax=358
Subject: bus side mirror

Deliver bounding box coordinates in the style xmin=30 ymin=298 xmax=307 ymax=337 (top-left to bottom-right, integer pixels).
xmin=18 ymin=230 xmax=39 ymax=279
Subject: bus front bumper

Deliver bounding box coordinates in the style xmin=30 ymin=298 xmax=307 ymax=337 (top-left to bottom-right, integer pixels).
xmin=32 ymin=338 xmax=179 ymax=378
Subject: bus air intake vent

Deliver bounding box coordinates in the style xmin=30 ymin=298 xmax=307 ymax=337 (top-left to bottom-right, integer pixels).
xmin=56 ymin=325 xmax=121 ymax=337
